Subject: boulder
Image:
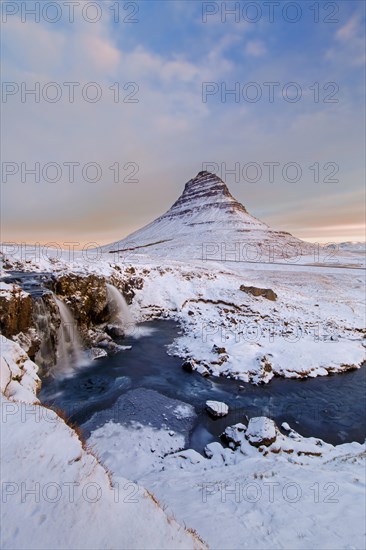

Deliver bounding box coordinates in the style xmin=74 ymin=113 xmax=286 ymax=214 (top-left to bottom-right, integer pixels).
xmin=89 ymin=347 xmax=108 ymax=360
xmin=245 ymin=417 xmax=276 ymax=447
xmin=182 ymin=360 xmax=195 ymax=372
xmin=240 ymin=285 xmax=277 ymax=301
xmin=206 ymin=400 xmax=229 ymax=418
xmin=221 ymin=423 xmax=246 ymax=448
xmin=212 ymin=345 xmax=227 ymax=355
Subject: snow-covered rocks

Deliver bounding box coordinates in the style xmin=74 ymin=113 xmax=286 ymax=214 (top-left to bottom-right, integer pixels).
xmin=0 ymin=337 xmax=40 ymax=403
xmin=182 ymin=359 xmax=210 ymax=377
xmin=205 ymin=400 xmax=229 ymax=418
xmin=221 ymin=423 xmax=246 ymax=448
xmin=89 ymin=347 xmax=108 ymax=360
xmin=245 ymin=417 xmax=277 ymax=447
xmin=204 ymin=441 xmax=234 ymax=463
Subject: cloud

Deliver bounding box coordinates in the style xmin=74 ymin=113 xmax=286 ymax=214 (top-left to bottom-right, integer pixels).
xmin=245 ymin=40 xmax=267 ymax=57
xmin=1 ymin=6 xmax=364 ymax=244
xmin=326 ymin=13 xmax=366 ymax=67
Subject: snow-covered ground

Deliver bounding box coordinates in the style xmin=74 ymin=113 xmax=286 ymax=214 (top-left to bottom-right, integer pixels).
xmin=0 ymin=338 xmax=204 ymax=549
xmin=1 ymin=246 xmax=365 ymax=547
xmin=1 ymin=243 xmax=365 ymax=383
xmin=1 ymin=170 xmax=365 ymax=550
xmin=88 ymin=414 xmax=366 ymax=550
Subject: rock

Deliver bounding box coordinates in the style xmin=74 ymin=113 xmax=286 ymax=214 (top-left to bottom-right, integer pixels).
xmin=171 ymin=449 xmax=204 ymax=464
xmin=12 ymin=329 xmax=40 ymax=359
xmin=204 ymin=442 xmax=225 ymax=459
xmin=212 ymin=345 xmax=227 ymax=355
xmin=281 ymin=422 xmax=291 ymax=432
xmin=94 ymin=331 xmax=112 ymax=344
xmin=245 ymin=417 xmax=277 ymax=447
xmin=89 ymin=347 xmax=108 ymax=360
xmin=53 ymin=274 xmax=108 ymax=334
xmin=182 ymin=359 xmax=209 ymax=377
xmin=206 ymin=400 xmax=229 ymax=418
xmin=105 ymin=324 xmax=125 ymax=338
xmin=182 ymin=360 xmax=194 ymax=372
xmin=240 ymin=285 xmax=277 ymax=301
xmin=221 ymin=423 xmax=246 ymax=448
xmin=196 ymin=363 xmax=210 ymax=377
xmin=0 ymin=284 xmax=34 ymax=338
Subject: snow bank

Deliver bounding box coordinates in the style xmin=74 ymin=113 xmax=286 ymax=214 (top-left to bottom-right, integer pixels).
xmin=89 ymin=417 xmax=366 ymax=550
xmin=0 ymin=338 xmax=203 ymax=549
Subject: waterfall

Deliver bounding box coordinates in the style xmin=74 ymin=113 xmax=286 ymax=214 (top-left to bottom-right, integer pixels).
xmin=106 ymin=283 xmax=135 ymax=334
xmin=53 ymin=295 xmax=86 ymax=377
xmin=33 ymin=295 xmax=56 ymax=371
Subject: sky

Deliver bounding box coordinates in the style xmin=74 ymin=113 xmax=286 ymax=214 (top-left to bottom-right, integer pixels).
xmin=1 ymin=0 xmax=365 ymax=246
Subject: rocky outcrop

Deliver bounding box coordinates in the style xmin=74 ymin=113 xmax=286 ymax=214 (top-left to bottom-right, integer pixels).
xmin=221 ymin=423 xmax=247 ymax=448
xmin=165 ymin=171 xmax=249 ymax=220
xmin=0 ymin=284 xmax=34 ymax=338
xmin=245 ymin=417 xmax=277 ymax=447
xmin=53 ymin=274 xmax=108 ymax=337
xmin=206 ymin=400 xmax=229 ymax=418
xmin=240 ymin=285 xmax=277 ymax=301
xmin=0 ymin=269 xmax=143 ymax=373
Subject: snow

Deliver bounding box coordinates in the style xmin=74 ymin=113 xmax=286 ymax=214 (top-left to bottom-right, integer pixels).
xmin=245 ymin=417 xmax=277 ymax=447
xmin=1 ymin=244 xmax=365 ymax=383
xmin=205 ymin=400 xmax=229 ymax=417
xmin=0 ymin=338 xmax=204 ymax=549
xmin=1 ymin=171 xmax=365 ymax=548
xmin=87 ymin=416 xmax=366 ymax=550
xmin=0 ymin=338 xmax=41 ymax=403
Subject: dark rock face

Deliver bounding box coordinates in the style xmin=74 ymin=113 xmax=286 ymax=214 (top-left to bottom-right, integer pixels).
xmin=0 ymin=285 xmax=34 ymax=338
xmin=0 ymin=269 xmax=144 ymax=373
xmin=159 ymin=171 xmax=249 ymax=222
xmin=182 ymin=360 xmax=194 ymax=372
xmin=240 ymin=285 xmax=277 ymax=301
xmin=212 ymin=345 xmax=227 ymax=355
xmin=53 ymin=274 xmax=108 ymax=341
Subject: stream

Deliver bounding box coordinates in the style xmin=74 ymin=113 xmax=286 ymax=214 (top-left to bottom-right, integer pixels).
xmin=39 ymin=320 xmax=366 ymax=452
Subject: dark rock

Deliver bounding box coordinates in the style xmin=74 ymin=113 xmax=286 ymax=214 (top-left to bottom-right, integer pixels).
xmin=212 ymin=345 xmax=227 ymax=354
xmin=0 ymin=285 xmax=34 ymax=338
xmin=240 ymin=285 xmax=277 ymax=301
xmin=182 ymin=360 xmax=194 ymax=372
xmin=221 ymin=423 xmax=246 ymax=448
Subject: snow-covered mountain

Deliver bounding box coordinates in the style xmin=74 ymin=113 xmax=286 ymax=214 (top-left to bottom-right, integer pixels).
xmin=103 ymin=171 xmax=308 ymax=261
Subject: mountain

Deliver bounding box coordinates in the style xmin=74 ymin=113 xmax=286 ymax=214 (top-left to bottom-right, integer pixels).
xmin=103 ymin=171 xmax=308 ymax=261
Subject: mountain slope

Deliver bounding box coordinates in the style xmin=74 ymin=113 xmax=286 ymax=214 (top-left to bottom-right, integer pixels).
xmin=104 ymin=171 xmax=307 ymax=261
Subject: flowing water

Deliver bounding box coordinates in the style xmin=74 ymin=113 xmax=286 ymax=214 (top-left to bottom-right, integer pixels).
xmin=106 ymin=283 xmax=135 ymax=334
xmin=53 ymin=296 xmax=86 ymax=377
xmin=3 ymin=271 xmax=365 ymax=451
xmin=40 ymin=320 xmax=366 ymax=452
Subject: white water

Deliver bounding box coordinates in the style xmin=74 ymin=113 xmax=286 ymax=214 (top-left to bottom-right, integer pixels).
xmin=34 ymin=297 xmax=55 ymax=370
xmin=54 ymin=295 xmax=86 ymax=377
xmin=106 ymin=283 xmax=135 ymax=334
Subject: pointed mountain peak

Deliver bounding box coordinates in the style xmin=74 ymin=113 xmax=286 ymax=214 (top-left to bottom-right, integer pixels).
xmin=183 ymin=170 xmax=231 ymax=197
xmin=168 ymin=170 xmax=248 ymax=216
xmin=104 ymin=170 xmax=303 ymax=259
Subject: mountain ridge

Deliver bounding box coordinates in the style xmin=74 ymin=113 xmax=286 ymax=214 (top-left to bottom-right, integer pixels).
xmin=103 ymin=171 xmax=306 ymax=260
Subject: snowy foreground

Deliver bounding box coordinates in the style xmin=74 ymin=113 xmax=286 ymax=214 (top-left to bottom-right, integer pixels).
xmin=0 ymin=339 xmax=203 ymax=549
xmin=1 ymin=334 xmax=365 ymax=549
xmin=1 ymin=244 xmax=366 ymax=549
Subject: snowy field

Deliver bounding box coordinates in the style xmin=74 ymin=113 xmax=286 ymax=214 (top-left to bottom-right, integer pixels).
xmin=1 ymin=238 xmax=365 ymax=549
